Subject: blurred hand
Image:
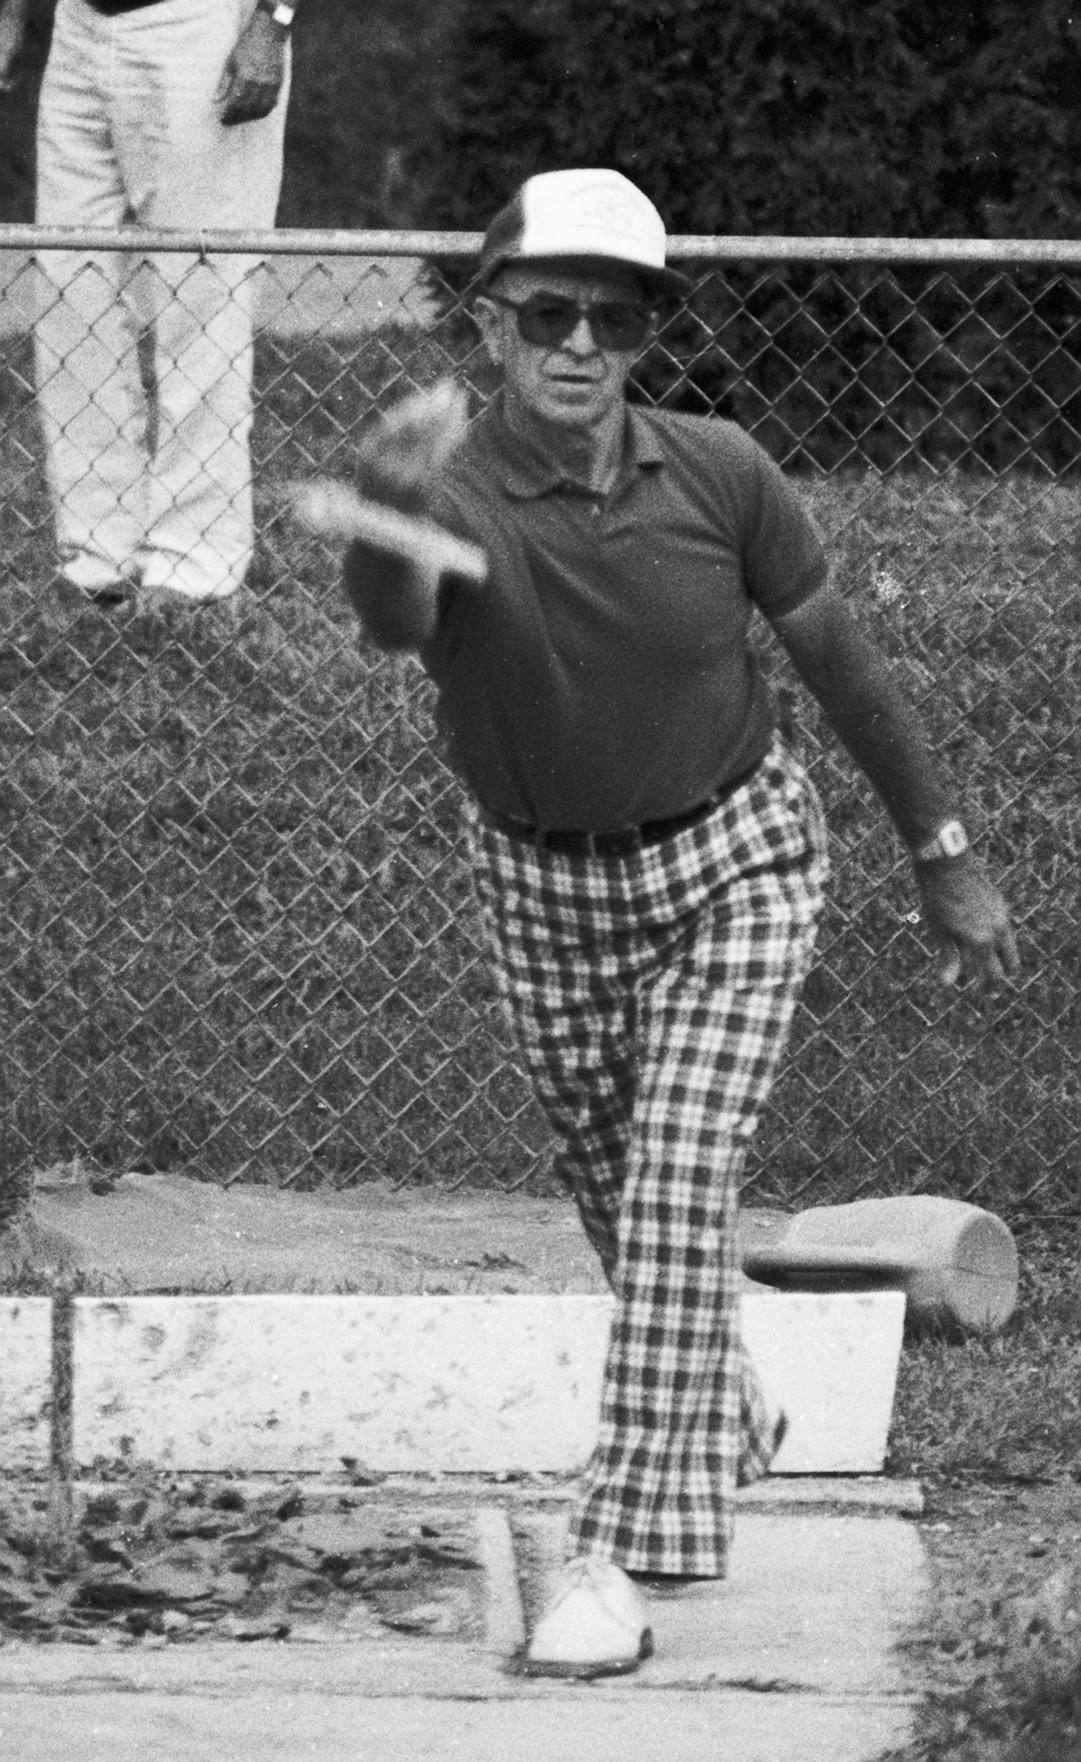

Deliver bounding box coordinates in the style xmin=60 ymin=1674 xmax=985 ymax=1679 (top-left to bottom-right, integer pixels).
xmin=0 ymin=0 xmax=29 ymax=93
xmin=357 ymin=380 xmax=471 ymax=511
xmin=218 ymin=8 xmax=286 ymax=127
xmin=915 ymin=854 xmax=1019 ymax=986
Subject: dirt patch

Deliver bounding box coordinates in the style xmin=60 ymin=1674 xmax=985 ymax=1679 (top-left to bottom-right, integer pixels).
xmin=0 ymin=1171 xmax=608 ymax=1297
xmin=0 ymin=1477 xmax=486 ymax=1648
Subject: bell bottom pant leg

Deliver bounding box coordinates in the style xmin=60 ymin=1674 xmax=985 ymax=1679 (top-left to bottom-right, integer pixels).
xmin=467 ymin=743 xmax=827 ymax=1577
xmin=137 ymin=253 xmax=262 ymax=598
xmin=572 ymin=856 xmax=824 ymax=1575
xmin=34 ymin=248 xmax=149 ymax=588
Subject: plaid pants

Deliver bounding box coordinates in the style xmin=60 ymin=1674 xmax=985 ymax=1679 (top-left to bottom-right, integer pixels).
xmin=468 ymin=735 xmax=829 ymax=1576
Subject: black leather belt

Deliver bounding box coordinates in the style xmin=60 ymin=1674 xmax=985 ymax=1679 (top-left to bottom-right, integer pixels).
xmin=85 ymin=0 xmax=170 ymax=14
xmin=479 ymin=762 xmax=759 ymax=858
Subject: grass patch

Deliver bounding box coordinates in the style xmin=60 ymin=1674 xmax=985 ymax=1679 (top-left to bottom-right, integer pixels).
xmin=886 ymin=1224 xmax=1081 ymax=1759
xmin=902 ymin=1651 xmax=1081 ymax=1762
xmin=891 ymin=1227 xmax=1081 ymax=1483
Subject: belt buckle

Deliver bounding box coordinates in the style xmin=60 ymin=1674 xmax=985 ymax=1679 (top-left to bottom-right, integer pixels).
xmin=589 ymin=825 xmax=642 ymax=858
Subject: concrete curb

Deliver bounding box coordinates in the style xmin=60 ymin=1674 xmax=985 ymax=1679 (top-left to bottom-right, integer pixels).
xmin=741 ymin=1475 xmax=925 ymax=1514
xmin=1 ymin=1289 xmax=906 ymax=1478
xmin=3 ymin=1471 xmax=926 ymax=1517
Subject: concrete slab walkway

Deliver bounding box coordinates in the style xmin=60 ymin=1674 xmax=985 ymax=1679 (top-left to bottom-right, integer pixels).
xmin=1 ymin=1686 xmax=917 ymax=1762
xmin=0 ymin=1501 xmax=928 ymax=1762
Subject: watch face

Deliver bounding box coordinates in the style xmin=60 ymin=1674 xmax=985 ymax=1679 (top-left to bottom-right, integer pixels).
xmin=940 ymin=821 xmax=969 ymax=857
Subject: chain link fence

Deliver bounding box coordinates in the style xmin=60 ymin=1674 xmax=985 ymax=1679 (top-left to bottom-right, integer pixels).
xmin=0 ymin=229 xmax=1076 ymax=1217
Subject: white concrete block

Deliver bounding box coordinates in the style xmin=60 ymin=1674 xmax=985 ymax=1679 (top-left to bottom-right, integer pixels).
xmin=70 ymin=1290 xmax=905 ymax=1477
xmin=743 ymin=1290 xmax=906 ymax=1474
xmin=0 ymin=1298 xmax=52 ymax=1472
xmin=72 ymin=1295 xmax=612 ymax=1474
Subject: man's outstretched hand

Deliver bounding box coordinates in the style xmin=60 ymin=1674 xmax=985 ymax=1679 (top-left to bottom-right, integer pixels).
xmin=355 ymin=379 xmax=471 ymax=510
xmin=297 ymin=379 xmax=482 ymax=651
xmin=916 ymin=855 xmax=1019 ymax=986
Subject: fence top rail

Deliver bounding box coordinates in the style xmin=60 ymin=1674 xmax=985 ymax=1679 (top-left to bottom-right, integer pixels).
xmin=4 ymin=224 xmax=1081 ymax=267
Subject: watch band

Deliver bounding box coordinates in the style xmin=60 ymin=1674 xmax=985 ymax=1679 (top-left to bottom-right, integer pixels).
xmin=257 ymin=0 xmax=295 ymax=26
xmin=912 ymin=818 xmax=970 ymax=863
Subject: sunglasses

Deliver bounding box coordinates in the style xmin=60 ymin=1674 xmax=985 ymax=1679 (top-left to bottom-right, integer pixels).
xmin=484 ymin=291 xmax=653 ymax=351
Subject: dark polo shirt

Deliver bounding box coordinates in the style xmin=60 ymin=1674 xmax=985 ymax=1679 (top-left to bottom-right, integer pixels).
xmin=419 ymin=398 xmax=826 ymax=831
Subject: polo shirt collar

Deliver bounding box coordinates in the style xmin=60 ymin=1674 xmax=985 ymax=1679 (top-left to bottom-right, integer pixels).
xmin=478 ymin=396 xmax=664 ymax=499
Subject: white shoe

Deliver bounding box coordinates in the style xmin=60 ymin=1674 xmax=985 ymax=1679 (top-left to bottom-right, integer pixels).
xmin=523 ymin=1555 xmax=653 ymax=1679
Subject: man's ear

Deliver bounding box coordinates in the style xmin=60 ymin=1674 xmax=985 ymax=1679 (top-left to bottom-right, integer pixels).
xmin=473 ymin=297 xmax=506 ymax=368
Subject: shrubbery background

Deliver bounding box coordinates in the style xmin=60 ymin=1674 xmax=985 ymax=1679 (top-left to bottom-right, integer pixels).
xmin=412 ymin=0 xmax=1081 ymax=239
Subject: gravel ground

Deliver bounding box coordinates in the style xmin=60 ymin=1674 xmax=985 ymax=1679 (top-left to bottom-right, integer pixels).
xmin=0 ymin=1476 xmax=486 ymax=1648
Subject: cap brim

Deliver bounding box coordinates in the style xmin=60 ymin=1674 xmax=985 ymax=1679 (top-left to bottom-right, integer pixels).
xmin=479 ymin=251 xmax=689 ymax=299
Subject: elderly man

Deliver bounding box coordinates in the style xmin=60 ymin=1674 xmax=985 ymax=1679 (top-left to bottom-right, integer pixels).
xmin=0 ymin=0 xmax=300 ymax=603
xmin=341 ymin=168 xmax=1017 ymax=1677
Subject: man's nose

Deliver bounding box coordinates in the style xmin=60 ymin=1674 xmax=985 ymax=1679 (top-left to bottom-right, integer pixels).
xmin=561 ymin=315 xmax=597 ymax=356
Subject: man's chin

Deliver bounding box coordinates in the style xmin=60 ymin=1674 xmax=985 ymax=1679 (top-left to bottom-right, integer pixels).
xmin=539 ymin=385 xmax=607 ymax=425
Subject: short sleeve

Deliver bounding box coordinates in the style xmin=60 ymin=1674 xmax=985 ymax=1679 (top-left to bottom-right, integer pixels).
xmin=727 ymin=429 xmax=828 ymax=618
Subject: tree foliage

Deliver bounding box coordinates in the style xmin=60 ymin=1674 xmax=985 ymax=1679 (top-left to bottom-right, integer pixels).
xmin=408 ymin=1 xmax=1081 ymax=474
xmin=413 ymin=0 xmax=1081 ymax=239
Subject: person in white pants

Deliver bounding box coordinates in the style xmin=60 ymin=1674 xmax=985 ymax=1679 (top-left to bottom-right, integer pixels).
xmin=0 ymin=0 xmax=301 ymax=603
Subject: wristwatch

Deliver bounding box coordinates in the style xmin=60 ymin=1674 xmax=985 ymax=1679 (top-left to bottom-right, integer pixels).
xmin=257 ymin=0 xmax=295 ymax=26
xmin=912 ymin=819 xmax=970 ymax=863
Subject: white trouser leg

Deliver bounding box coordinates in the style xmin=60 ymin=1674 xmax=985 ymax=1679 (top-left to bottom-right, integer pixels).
xmin=117 ymin=0 xmax=287 ymax=598
xmin=137 ymin=251 xmax=260 ymax=599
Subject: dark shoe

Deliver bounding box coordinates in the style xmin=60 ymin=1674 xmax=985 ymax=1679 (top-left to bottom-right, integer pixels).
xmin=81 ymin=583 xmax=130 ymax=607
xmin=60 ymin=560 xmax=137 ymax=606
xmin=60 ymin=572 xmax=132 ymax=608
xmin=626 ymin=1570 xmax=722 ymax=1597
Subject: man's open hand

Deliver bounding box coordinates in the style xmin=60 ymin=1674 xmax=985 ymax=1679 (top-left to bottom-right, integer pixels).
xmin=218 ymin=7 xmax=287 ymax=127
xmin=916 ymin=854 xmax=1019 ymax=986
xmin=356 ymin=380 xmax=471 ymax=510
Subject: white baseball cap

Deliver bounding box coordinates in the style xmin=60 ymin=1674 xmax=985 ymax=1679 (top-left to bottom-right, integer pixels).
xmin=478 ymin=169 xmax=688 ymax=297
